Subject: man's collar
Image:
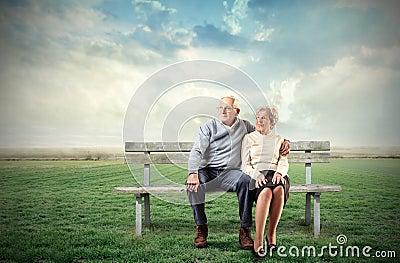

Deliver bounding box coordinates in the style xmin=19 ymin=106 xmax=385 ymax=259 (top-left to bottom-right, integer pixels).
xmin=220 ymin=117 xmax=239 ymax=131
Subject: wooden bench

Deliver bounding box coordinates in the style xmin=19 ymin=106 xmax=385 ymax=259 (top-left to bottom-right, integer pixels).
xmin=114 ymin=141 xmax=342 ymax=238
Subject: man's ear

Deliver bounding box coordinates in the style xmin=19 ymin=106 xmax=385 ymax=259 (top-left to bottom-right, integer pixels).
xmin=236 ymin=108 xmax=240 ymax=114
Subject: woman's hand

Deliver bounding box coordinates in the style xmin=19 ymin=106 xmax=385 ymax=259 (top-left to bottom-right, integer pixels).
xmin=255 ymin=173 xmax=267 ymax=188
xmin=272 ymin=172 xmax=286 ymax=184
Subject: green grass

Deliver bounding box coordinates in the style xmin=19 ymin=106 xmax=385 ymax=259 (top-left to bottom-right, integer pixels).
xmin=0 ymin=159 xmax=399 ymax=262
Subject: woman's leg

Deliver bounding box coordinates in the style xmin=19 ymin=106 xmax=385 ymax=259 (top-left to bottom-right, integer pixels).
xmin=266 ymin=185 xmax=284 ymax=245
xmin=254 ymin=188 xmax=272 ymax=251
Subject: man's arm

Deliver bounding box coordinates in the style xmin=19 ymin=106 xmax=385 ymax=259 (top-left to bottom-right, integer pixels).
xmin=187 ymin=123 xmax=211 ymax=174
xmin=186 ymin=122 xmax=212 ymax=192
xmin=243 ymin=119 xmax=255 ymax=134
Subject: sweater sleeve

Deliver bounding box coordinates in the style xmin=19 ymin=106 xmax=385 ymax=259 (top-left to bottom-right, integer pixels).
xmin=187 ymin=122 xmax=211 ymax=174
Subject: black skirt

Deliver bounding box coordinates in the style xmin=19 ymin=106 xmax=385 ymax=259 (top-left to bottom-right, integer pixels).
xmin=252 ymin=170 xmax=290 ymax=206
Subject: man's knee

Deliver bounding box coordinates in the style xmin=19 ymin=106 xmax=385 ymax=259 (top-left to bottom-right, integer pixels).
xmin=238 ymin=172 xmax=250 ymax=183
xmin=236 ymin=173 xmax=250 ymax=189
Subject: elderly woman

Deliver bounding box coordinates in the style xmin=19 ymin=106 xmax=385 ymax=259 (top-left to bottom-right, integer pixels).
xmin=241 ymin=106 xmax=290 ymax=258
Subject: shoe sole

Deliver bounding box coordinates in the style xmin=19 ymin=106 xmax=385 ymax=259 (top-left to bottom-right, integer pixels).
xmin=239 ymin=240 xmax=253 ymax=250
xmin=195 ymin=242 xmax=208 ymax=248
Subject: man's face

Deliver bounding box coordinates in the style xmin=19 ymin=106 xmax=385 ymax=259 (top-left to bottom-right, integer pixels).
xmin=217 ymin=97 xmax=238 ymax=126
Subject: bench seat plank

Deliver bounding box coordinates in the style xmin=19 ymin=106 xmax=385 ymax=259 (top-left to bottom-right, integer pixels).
xmin=113 ymin=184 xmax=342 ymax=194
xmin=125 ymin=151 xmax=331 ymax=164
xmin=125 ymin=141 xmax=330 ymax=152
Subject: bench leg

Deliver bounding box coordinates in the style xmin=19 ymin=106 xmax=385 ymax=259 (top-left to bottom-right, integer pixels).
xmin=144 ymin=193 xmax=151 ymax=227
xmin=134 ymin=194 xmax=142 ymax=236
xmin=314 ymin=192 xmax=321 ymax=238
xmin=305 ymin=193 xmax=312 ymax=225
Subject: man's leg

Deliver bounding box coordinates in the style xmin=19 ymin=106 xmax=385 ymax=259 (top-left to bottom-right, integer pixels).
xmin=219 ymin=170 xmax=253 ymax=227
xmin=187 ymin=168 xmax=218 ymax=248
xmin=187 ymin=168 xmax=219 ymax=225
xmin=219 ymin=170 xmax=254 ymax=249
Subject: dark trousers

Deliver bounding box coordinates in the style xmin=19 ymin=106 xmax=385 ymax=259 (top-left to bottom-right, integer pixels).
xmin=187 ymin=168 xmax=253 ymax=228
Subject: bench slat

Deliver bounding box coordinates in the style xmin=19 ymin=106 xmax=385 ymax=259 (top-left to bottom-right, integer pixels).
xmin=125 ymin=152 xmax=189 ymax=164
xmin=113 ymin=184 xmax=341 ymax=194
xmin=125 ymin=152 xmax=330 ymax=164
xmin=125 ymin=141 xmax=330 ymax=152
xmin=289 ymin=140 xmax=330 ymax=151
xmin=125 ymin=142 xmax=194 ymax=152
xmin=288 ymin=152 xmax=330 ymax=163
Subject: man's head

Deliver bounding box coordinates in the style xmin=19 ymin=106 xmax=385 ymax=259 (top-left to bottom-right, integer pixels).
xmin=217 ymin=96 xmax=240 ymax=126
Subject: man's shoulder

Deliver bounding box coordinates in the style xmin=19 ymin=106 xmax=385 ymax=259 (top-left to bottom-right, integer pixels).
xmin=238 ymin=118 xmax=255 ymax=132
xmin=199 ymin=118 xmax=220 ymax=132
xmin=201 ymin=118 xmax=219 ymax=128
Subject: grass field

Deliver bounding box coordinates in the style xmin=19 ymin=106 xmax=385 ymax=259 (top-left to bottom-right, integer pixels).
xmin=0 ymin=159 xmax=399 ymax=262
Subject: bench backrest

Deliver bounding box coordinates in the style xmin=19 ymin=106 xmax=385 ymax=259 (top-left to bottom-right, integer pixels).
xmin=125 ymin=141 xmax=330 ymax=185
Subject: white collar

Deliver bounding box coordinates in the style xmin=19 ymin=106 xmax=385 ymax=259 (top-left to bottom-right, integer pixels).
xmin=221 ymin=117 xmax=239 ymax=132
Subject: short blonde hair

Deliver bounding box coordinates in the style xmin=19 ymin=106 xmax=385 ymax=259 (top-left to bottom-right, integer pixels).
xmin=257 ymin=106 xmax=279 ymax=128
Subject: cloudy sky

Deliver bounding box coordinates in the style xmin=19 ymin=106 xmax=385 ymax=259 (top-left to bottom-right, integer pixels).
xmin=0 ymin=0 xmax=399 ymax=149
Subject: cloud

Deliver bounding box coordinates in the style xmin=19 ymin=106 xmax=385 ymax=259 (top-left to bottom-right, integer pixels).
xmin=254 ymin=25 xmax=275 ymax=42
xmin=267 ymin=78 xmax=300 ymax=123
xmin=0 ymin=49 xmax=145 ymax=147
xmin=193 ymin=23 xmax=248 ymax=49
xmin=0 ymin=1 xmax=150 ymax=147
xmin=127 ymin=0 xmax=195 ymax=54
xmin=360 ymin=45 xmax=400 ymax=69
xmin=223 ymin=0 xmax=249 ymax=35
xmin=132 ymin=0 xmax=176 ymax=28
xmin=245 ymin=0 xmax=400 ymax=73
xmin=0 ymin=0 xmax=399 ymax=148
xmin=282 ymin=55 xmax=400 ymax=146
xmin=336 ymin=0 xmax=400 ymax=21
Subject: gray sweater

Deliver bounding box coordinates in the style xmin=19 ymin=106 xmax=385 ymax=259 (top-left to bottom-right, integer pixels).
xmin=188 ymin=118 xmax=255 ymax=174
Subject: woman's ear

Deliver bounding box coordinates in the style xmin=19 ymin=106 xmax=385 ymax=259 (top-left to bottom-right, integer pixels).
xmin=236 ymin=108 xmax=240 ymax=114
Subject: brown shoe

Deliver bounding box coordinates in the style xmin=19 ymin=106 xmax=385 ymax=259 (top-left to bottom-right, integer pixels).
xmin=194 ymin=224 xmax=208 ymax=248
xmin=239 ymin=227 xmax=253 ymax=250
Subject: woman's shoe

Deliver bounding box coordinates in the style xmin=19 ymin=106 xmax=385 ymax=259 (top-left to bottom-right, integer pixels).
xmin=252 ymin=246 xmax=266 ymax=260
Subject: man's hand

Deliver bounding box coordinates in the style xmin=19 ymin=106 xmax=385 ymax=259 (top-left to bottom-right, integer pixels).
xmin=279 ymin=140 xmax=290 ymax=156
xmin=186 ymin=173 xmax=200 ymax=192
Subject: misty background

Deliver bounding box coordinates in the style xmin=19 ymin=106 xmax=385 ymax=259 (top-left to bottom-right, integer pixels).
xmin=0 ymin=0 xmax=399 ymax=158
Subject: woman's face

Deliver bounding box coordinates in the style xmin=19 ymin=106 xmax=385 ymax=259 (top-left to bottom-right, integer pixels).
xmin=256 ymin=110 xmax=272 ymax=135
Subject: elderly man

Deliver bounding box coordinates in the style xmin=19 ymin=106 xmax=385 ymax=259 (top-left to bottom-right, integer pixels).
xmin=186 ymin=96 xmax=290 ymax=249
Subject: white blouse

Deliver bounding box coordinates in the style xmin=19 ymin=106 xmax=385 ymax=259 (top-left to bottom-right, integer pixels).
xmin=241 ymin=131 xmax=289 ymax=180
